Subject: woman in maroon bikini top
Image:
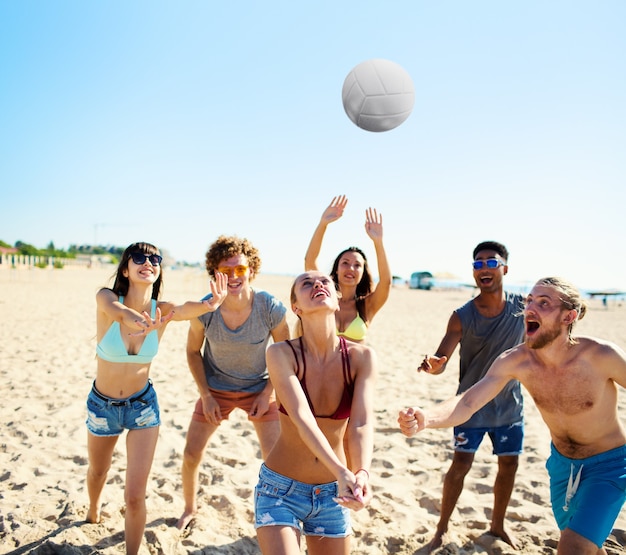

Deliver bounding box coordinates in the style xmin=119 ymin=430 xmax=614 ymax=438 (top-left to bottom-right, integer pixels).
xmin=257 ymin=270 xmax=377 ymax=555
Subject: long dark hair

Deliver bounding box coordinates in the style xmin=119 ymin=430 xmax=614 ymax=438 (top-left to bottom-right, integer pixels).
xmin=330 ymin=246 xmax=371 ymax=321
xmin=110 ymin=242 xmax=163 ymax=300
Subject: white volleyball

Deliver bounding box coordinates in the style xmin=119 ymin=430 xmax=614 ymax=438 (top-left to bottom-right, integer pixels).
xmin=341 ymin=58 xmax=415 ymax=132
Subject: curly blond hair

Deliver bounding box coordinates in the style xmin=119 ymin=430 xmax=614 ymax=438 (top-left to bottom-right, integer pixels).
xmin=204 ymin=235 xmax=261 ymax=278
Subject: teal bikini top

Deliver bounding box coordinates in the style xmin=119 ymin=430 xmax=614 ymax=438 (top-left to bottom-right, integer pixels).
xmin=96 ymin=297 xmax=159 ymax=364
xmin=337 ymin=314 xmax=368 ymax=342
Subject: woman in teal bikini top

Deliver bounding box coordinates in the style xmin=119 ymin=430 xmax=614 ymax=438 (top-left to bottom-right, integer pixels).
xmin=87 ymin=242 xmax=228 ymax=555
xmin=96 ymin=297 xmax=159 ymax=363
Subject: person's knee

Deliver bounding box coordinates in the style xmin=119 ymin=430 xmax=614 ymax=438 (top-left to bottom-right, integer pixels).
xmin=448 ymin=456 xmax=474 ymax=477
xmin=183 ymin=432 xmax=212 ymax=466
xmin=557 ymin=528 xmax=602 ymax=555
xmin=497 ymin=456 xmax=519 ymax=473
xmin=183 ymin=443 xmax=205 ymax=467
xmin=88 ymin=463 xmax=111 ymax=480
xmin=124 ymin=488 xmax=147 ymax=513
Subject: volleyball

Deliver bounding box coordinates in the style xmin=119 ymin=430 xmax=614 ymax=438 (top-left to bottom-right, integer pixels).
xmin=341 ymin=59 xmax=415 ymax=132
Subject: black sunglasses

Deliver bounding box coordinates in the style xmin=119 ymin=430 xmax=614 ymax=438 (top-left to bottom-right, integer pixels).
xmin=130 ymin=252 xmax=163 ymax=266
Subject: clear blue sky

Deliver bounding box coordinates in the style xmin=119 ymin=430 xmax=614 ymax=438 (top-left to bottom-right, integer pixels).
xmin=2 ymin=1 xmax=625 ymax=290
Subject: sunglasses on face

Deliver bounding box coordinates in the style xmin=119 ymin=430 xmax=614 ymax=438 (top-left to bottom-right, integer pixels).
xmin=130 ymin=252 xmax=163 ymax=266
xmin=217 ymin=265 xmax=249 ymax=277
xmin=472 ymin=258 xmax=503 ymax=270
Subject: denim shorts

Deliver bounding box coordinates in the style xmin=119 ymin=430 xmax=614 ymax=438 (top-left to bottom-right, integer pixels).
xmin=254 ymin=463 xmax=351 ymax=537
xmin=453 ymin=420 xmax=524 ymax=455
xmin=86 ymin=380 xmax=160 ymax=437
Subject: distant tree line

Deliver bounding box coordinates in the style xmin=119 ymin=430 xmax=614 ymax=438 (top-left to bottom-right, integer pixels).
xmin=0 ymin=240 xmax=125 ymax=260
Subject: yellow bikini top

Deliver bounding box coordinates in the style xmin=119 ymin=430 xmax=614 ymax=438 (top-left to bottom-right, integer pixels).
xmin=337 ymin=314 xmax=368 ymax=341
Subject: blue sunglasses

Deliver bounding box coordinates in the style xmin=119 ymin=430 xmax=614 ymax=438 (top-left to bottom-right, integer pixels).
xmin=472 ymin=258 xmax=503 ymax=270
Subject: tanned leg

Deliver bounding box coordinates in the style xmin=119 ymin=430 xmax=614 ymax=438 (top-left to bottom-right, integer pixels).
xmin=124 ymin=426 xmax=159 ymax=555
xmin=177 ymin=419 xmax=218 ymax=530
xmin=558 ymin=528 xmax=607 ymax=555
xmin=86 ymin=433 xmax=118 ymax=524
xmin=490 ymin=455 xmax=519 ymax=548
xmin=427 ymin=451 xmax=475 ymax=552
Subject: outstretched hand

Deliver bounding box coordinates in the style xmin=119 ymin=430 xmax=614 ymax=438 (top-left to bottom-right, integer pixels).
xmin=364 ymin=207 xmax=383 ymax=241
xmin=129 ymin=306 xmax=174 ymax=336
xmin=320 ymin=195 xmax=348 ymax=225
xmin=418 ymin=354 xmax=448 ymax=374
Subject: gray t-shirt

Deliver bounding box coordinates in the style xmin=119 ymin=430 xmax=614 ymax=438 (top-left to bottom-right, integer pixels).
xmin=198 ymin=289 xmax=287 ymax=393
xmin=455 ymin=291 xmax=525 ymax=428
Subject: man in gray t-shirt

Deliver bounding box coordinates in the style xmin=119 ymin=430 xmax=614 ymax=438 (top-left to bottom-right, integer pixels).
xmin=418 ymin=241 xmax=525 ymax=551
xmin=177 ymin=236 xmax=289 ymax=530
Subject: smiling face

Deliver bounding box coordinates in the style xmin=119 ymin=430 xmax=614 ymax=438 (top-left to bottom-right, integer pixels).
xmin=217 ymin=254 xmax=251 ymax=296
xmin=113 ymin=242 xmax=163 ymax=299
xmin=472 ymin=249 xmax=507 ymax=293
xmin=335 ymin=251 xmax=365 ymax=287
xmin=523 ymin=284 xmax=573 ymax=349
xmin=291 ymin=271 xmax=339 ymax=316
xmin=126 ymin=254 xmax=161 ymax=284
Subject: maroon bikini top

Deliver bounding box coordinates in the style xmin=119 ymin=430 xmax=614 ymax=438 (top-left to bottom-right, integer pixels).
xmin=278 ymin=336 xmax=354 ymax=420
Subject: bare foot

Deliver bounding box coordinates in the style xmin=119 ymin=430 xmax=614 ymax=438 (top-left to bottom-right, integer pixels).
xmin=425 ymin=530 xmax=445 ymax=552
xmin=489 ymin=526 xmax=518 ymax=549
xmin=176 ymin=510 xmax=196 ymax=530
xmin=86 ymin=507 xmax=101 ymax=524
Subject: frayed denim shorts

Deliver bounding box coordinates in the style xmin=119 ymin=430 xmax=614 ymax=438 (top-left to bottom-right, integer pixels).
xmin=86 ymin=380 xmax=160 ymax=437
xmin=453 ymin=421 xmax=524 ymax=456
xmin=254 ymin=463 xmax=351 ymax=537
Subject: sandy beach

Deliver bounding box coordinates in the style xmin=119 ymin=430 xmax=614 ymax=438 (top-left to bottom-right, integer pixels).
xmin=1 ymin=265 xmax=625 ymax=555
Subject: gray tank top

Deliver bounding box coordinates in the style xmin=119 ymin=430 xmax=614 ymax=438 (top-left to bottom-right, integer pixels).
xmin=456 ymin=291 xmax=525 ymax=428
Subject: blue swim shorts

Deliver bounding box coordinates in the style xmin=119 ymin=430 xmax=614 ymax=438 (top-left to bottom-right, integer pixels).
xmin=86 ymin=380 xmax=160 ymax=437
xmin=453 ymin=421 xmax=524 ymax=456
xmin=254 ymin=463 xmax=351 ymax=537
xmin=547 ymin=443 xmax=626 ymax=548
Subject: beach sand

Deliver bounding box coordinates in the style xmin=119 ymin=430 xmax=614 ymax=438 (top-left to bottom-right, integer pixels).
xmin=1 ymin=265 xmax=625 ymax=555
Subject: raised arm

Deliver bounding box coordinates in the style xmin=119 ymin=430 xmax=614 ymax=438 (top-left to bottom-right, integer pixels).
xmin=362 ymin=207 xmax=392 ymax=322
xmin=304 ymin=195 xmax=348 ymax=271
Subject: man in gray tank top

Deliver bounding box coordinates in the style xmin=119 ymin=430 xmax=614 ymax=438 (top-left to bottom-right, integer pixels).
xmin=418 ymin=241 xmax=525 ymax=551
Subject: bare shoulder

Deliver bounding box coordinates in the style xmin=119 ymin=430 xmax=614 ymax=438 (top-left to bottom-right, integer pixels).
xmin=96 ymin=287 xmax=115 ymax=302
xmin=345 ymin=340 xmax=374 ymax=356
xmin=489 ymin=343 xmax=531 ymax=377
xmin=267 ymin=339 xmax=294 ymax=360
xmin=576 ymin=336 xmax=626 ymax=360
xmin=344 ymin=341 xmax=377 ymax=376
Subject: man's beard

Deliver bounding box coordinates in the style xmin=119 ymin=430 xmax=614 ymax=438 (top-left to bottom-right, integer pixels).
xmin=526 ymin=322 xmax=562 ymax=350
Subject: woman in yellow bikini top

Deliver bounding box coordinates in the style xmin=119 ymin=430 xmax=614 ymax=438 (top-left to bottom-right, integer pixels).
xmin=304 ymin=195 xmax=392 ymax=343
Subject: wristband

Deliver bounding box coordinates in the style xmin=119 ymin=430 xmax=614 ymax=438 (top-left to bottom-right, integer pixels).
xmin=355 ymin=468 xmax=369 ymax=480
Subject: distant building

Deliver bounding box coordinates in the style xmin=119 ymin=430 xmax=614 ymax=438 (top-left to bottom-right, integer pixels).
xmin=409 ymin=271 xmax=433 ymax=290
